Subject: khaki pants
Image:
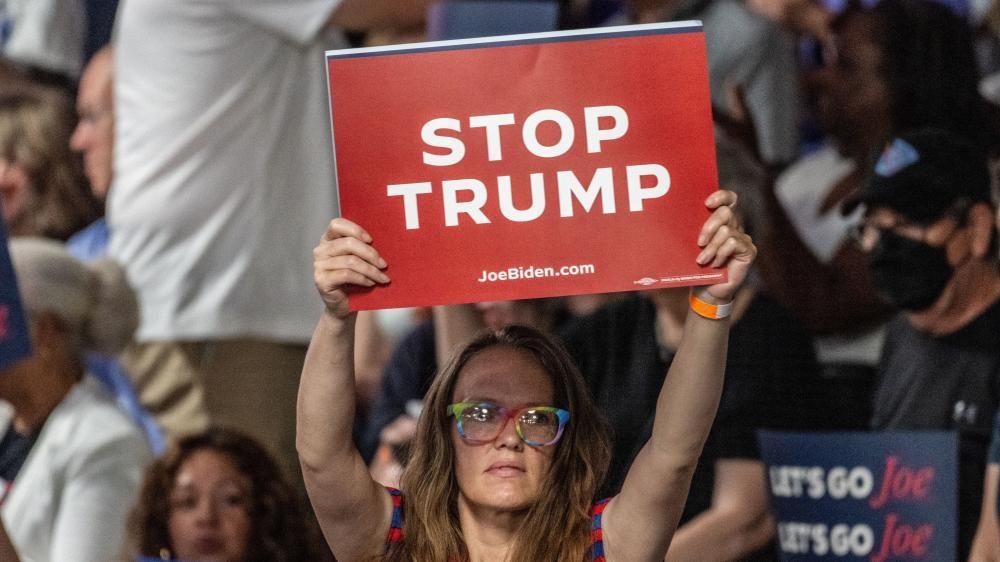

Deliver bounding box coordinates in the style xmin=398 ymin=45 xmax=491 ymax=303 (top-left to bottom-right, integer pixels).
xmin=120 ymin=339 xmax=307 ymax=487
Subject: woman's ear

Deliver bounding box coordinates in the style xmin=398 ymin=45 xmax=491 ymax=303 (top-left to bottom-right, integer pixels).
xmin=968 ymin=202 xmax=997 ymax=259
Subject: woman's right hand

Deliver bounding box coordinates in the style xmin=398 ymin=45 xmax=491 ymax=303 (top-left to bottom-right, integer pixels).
xmin=313 ymin=218 xmax=390 ymax=319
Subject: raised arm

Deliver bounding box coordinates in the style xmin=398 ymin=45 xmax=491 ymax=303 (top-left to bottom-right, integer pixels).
xmin=297 ymin=218 xmax=394 ymax=561
xmin=601 ymin=190 xmax=756 ymax=561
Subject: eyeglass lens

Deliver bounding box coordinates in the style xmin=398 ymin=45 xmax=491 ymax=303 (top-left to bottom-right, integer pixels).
xmin=457 ymin=404 xmax=561 ymax=445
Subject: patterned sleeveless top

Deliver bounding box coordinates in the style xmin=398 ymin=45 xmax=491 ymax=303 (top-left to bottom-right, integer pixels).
xmin=385 ymin=488 xmax=613 ymax=561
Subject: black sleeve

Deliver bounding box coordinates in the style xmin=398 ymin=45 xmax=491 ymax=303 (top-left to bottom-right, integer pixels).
xmin=710 ymin=294 xmax=824 ymax=460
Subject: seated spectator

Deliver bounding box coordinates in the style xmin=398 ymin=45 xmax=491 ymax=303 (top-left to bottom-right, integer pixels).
xmin=846 ymin=127 xmax=1000 ymax=558
xmin=0 ymin=237 xmax=152 ymax=562
xmin=0 ymin=84 xmax=99 ymax=241
xmin=127 ymin=427 xmax=322 ymax=562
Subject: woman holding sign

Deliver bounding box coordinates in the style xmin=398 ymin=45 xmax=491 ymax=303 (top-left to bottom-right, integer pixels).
xmin=297 ymin=190 xmax=755 ymax=561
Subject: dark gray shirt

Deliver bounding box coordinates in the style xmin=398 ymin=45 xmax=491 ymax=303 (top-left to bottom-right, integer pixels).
xmin=872 ymin=298 xmax=1000 ymax=559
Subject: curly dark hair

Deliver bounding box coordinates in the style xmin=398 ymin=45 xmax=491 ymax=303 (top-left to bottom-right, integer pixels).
xmin=126 ymin=427 xmax=321 ymax=562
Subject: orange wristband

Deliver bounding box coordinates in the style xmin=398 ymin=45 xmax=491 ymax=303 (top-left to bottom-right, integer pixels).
xmin=689 ymin=290 xmax=733 ymax=320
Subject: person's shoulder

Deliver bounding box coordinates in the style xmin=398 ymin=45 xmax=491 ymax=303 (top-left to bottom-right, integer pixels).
xmin=49 ymin=377 xmax=151 ymax=457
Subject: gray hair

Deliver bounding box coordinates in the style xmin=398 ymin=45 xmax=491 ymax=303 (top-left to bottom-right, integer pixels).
xmin=8 ymin=237 xmax=138 ymax=354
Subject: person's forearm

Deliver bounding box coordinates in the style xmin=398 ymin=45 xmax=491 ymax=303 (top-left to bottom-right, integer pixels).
xmin=649 ymin=307 xmax=728 ymax=467
xmin=297 ymin=311 xmax=360 ymax=472
xmin=667 ymin=509 xmax=774 ymax=561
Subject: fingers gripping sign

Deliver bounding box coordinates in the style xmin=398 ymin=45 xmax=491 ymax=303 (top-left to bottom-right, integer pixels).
xmin=314 ymin=218 xmax=390 ymax=318
xmin=695 ymin=190 xmax=756 ymax=303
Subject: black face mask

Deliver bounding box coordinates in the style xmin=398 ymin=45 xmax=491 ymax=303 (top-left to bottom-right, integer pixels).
xmin=868 ymin=230 xmax=953 ymax=311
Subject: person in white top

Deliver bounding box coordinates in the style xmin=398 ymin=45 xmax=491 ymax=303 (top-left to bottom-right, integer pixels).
xmin=0 ymin=237 xmax=152 ymax=562
xmin=109 ymin=0 xmax=430 ymax=481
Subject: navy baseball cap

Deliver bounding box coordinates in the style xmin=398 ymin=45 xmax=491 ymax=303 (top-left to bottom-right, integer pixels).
xmin=843 ymin=128 xmax=992 ymax=223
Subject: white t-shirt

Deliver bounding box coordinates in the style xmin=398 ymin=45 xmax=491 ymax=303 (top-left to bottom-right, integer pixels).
xmin=0 ymin=0 xmax=85 ymax=79
xmin=110 ymin=0 xmax=344 ymax=342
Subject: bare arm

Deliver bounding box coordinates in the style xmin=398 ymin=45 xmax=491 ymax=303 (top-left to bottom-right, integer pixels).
xmin=297 ymin=219 xmax=394 ymax=562
xmin=328 ymin=0 xmax=431 ymax=31
xmin=970 ymin=464 xmax=1000 ymax=562
xmin=602 ymin=191 xmax=757 ymax=561
xmin=665 ymin=459 xmax=775 ymax=562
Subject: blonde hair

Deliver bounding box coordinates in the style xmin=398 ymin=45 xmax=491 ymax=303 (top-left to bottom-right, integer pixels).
xmin=384 ymin=325 xmax=611 ymax=562
xmin=0 ymin=86 xmax=99 ymax=240
xmin=9 ymin=237 xmax=137 ymax=355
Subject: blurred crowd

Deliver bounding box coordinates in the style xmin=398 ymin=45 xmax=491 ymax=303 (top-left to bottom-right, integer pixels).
xmin=0 ymin=0 xmax=998 ymax=560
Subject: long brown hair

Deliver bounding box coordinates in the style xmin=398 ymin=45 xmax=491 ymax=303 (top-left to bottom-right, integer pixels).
xmin=126 ymin=427 xmax=321 ymax=562
xmin=385 ymin=325 xmax=611 ymax=561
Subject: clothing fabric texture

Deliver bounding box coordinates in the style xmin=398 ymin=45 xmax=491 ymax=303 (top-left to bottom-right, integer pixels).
xmin=872 ymin=299 xmax=1000 ymax=559
xmin=383 ymin=487 xmax=613 ymax=560
xmin=67 ymin=218 xmax=167 ymax=456
xmin=0 ymin=376 xmax=152 ymax=562
xmin=109 ymin=0 xmax=345 ymax=484
xmin=65 ymin=217 xmax=108 ymax=263
xmin=110 ymin=0 xmax=344 ymax=343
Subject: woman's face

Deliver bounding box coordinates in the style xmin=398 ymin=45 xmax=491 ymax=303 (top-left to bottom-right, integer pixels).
xmin=168 ymin=449 xmax=252 ymax=562
xmin=451 ymin=346 xmax=558 ymax=514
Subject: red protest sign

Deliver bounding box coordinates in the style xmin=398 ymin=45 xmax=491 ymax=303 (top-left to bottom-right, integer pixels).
xmin=327 ymin=22 xmax=722 ymax=311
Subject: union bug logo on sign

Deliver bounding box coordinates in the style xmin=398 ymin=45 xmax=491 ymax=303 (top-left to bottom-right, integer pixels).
xmin=326 ymin=22 xmax=722 ymax=310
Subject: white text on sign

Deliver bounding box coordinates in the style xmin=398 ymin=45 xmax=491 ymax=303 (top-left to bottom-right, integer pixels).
xmin=387 ymin=106 xmax=671 ymax=230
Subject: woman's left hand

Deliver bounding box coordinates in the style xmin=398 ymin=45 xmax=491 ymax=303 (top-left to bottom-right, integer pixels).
xmin=695 ymin=190 xmax=756 ymax=302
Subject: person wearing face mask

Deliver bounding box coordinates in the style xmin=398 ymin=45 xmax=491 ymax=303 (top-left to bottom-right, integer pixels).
xmin=845 ymin=127 xmax=1000 ymax=559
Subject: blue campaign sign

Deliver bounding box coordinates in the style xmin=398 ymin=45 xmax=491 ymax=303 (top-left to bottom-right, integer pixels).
xmin=0 ymin=219 xmax=30 ymax=370
xmin=758 ymin=431 xmax=957 ymax=562
xmin=427 ymin=1 xmax=559 ymax=41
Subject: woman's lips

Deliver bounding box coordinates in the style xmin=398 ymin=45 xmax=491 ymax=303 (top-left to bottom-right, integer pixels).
xmin=486 ymin=462 xmax=525 ymax=477
xmin=192 ymin=535 xmax=226 ymax=554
